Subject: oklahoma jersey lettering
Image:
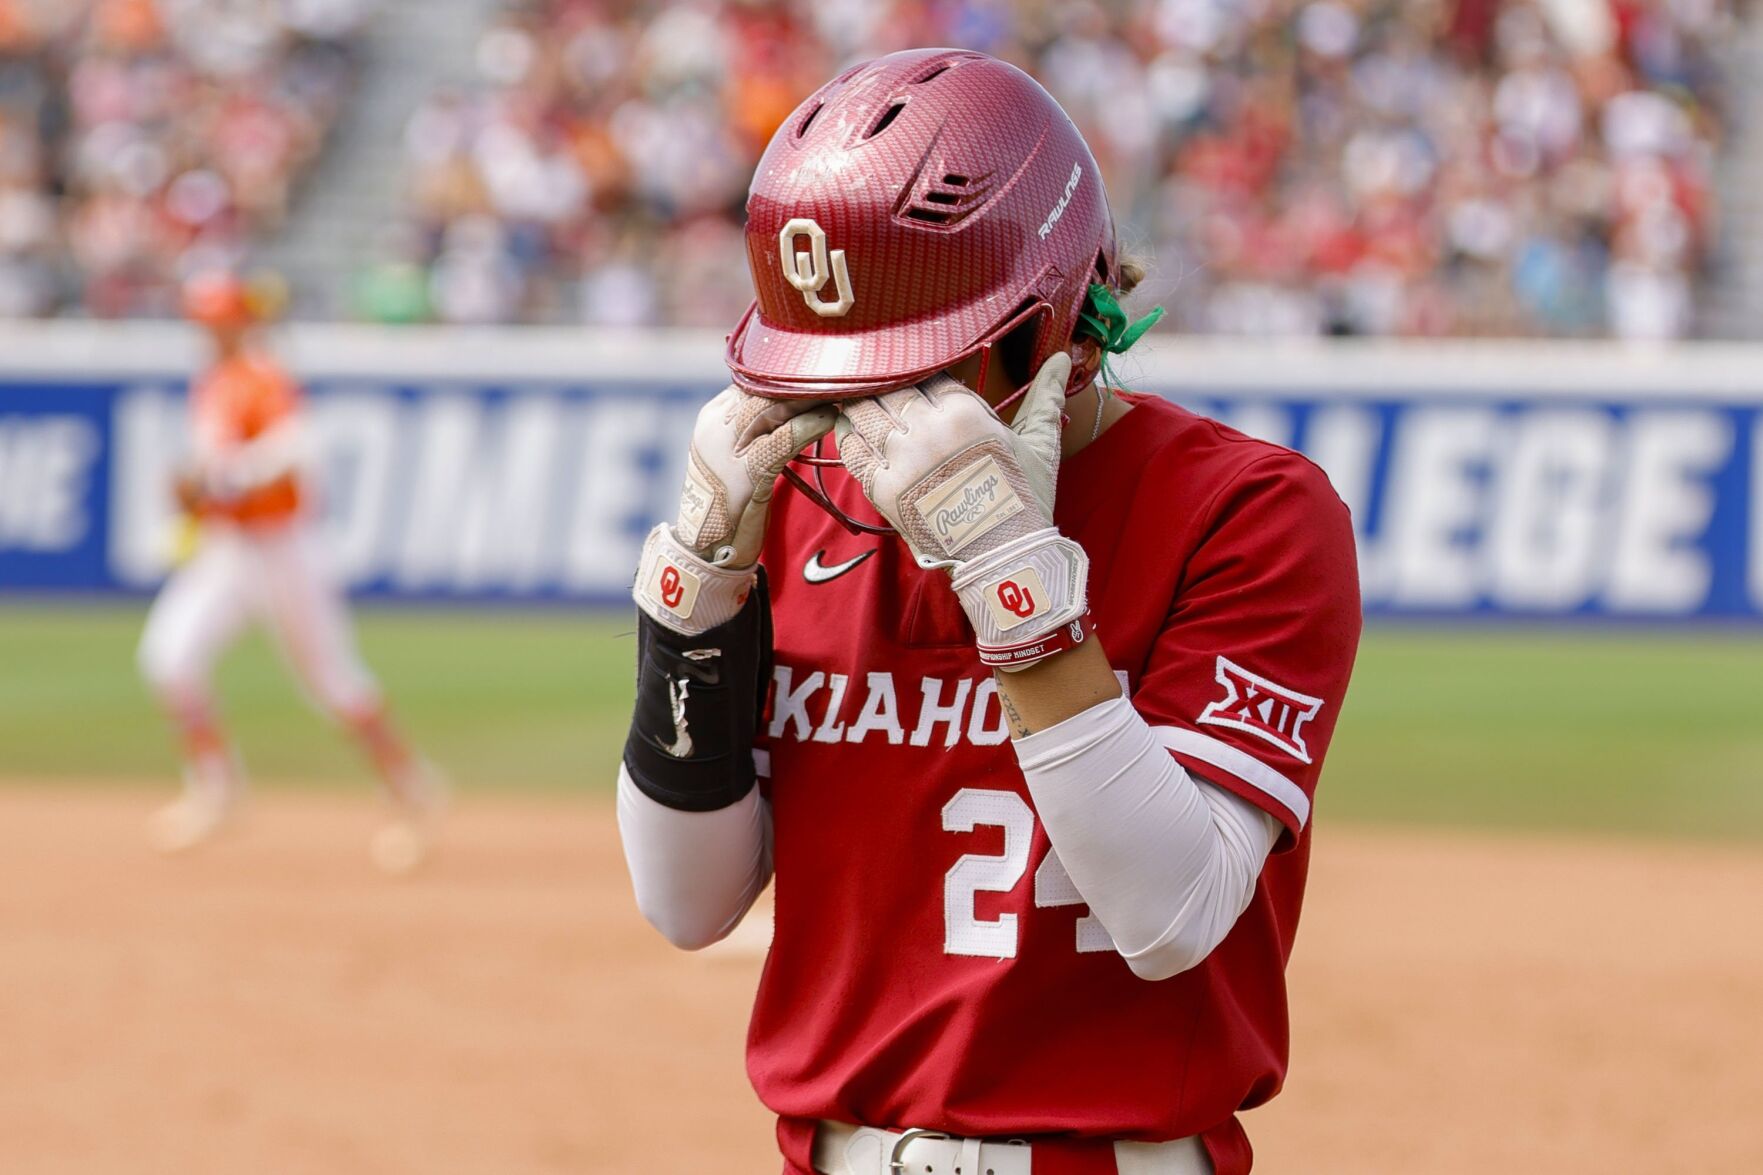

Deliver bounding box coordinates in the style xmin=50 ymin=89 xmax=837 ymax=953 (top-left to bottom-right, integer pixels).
xmin=750 ymin=393 xmax=1361 ymax=1174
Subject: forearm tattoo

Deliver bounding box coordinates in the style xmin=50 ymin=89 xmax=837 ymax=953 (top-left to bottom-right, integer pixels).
xmin=998 ymin=684 xmax=1035 ymax=739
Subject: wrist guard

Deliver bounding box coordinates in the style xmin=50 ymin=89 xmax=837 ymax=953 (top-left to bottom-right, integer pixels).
xmin=623 ymin=566 xmax=771 ymax=812
xmin=949 ymin=528 xmax=1091 ymax=671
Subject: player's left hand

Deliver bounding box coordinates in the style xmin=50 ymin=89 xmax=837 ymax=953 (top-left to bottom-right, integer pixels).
xmin=835 ymin=352 xmax=1071 ymax=558
xmin=836 ymin=353 xmax=1092 ymax=670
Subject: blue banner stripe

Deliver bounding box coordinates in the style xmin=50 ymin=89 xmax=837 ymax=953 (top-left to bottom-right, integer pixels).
xmin=2 ymin=379 xmax=1758 ymax=619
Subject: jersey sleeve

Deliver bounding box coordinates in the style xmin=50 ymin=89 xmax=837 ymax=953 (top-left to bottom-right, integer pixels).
xmin=240 ymin=361 xmax=302 ymax=439
xmin=1129 ymin=450 xmax=1361 ymax=848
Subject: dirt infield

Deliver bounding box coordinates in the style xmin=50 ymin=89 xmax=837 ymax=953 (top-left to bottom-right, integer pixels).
xmin=2 ymin=786 xmax=1759 ymax=1173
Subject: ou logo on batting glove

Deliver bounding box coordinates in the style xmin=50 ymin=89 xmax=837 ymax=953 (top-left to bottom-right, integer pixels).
xmin=996 ymin=579 xmax=1037 ymax=619
xmin=659 ymin=565 xmax=685 ymax=609
xmin=778 ymin=218 xmax=855 ymax=318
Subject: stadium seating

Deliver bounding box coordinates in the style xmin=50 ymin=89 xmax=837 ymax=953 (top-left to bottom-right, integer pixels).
xmin=363 ymin=0 xmax=1732 ymax=338
xmin=0 ymin=0 xmax=367 ymax=317
xmin=0 ymin=0 xmax=1735 ymax=337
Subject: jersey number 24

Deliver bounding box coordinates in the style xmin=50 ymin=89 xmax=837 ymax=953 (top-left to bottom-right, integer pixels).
xmin=942 ymin=787 xmax=1117 ymax=959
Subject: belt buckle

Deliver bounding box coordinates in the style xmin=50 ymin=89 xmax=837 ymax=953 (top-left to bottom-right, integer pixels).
xmin=887 ymin=1129 xmax=951 ymax=1174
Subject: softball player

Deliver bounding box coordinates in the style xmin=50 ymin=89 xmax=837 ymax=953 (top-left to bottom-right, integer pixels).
xmin=619 ymin=50 xmax=1361 ymax=1174
xmin=138 ymin=272 xmax=444 ymax=872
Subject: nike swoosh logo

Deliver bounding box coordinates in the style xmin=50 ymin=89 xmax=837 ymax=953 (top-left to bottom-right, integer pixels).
xmin=803 ymin=548 xmax=875 ymax=585
xmin=663 ymin=676 xmax=693 ymax=758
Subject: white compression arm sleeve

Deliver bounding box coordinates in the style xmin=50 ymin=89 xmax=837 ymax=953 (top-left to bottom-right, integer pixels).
xmin=1014 ymin=695 xmax=1280 ymax=981
xmin=615 ymin=764 xmax=772 ymax=951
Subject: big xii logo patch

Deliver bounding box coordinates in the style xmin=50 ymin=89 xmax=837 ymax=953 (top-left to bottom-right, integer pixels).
xmin=1198 ymin=656 xmax=1324 ymax=763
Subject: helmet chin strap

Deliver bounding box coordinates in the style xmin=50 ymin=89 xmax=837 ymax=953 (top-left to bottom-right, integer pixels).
xmin=779 ymin=451 xmax=894 ymax=537
xmin=778 ymin=334 xmax=1099 ymax=540
xmin=988 ymin=344 xmax=1097 ymax=434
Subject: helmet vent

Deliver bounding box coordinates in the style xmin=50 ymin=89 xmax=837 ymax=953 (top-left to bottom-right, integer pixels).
xmin=899 ymin=170 xmax=993 ymax=227
xmin=909 ymin=53 xmax=980 ymax=84
xmin=865 ymin=100 xmax=907 ymax=140
xmin=796 ymin=101 xmax=823 ymax=139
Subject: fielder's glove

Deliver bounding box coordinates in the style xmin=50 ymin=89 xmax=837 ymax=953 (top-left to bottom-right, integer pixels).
xmin=634 ymin=387 xmax=836 ymax=635
xmin=836 ymin=353 xmax=1091 ymax=670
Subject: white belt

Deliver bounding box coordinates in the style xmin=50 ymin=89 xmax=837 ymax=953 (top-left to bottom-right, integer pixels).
xmin=813 ymin=1120 xmax=1212 ymax=1175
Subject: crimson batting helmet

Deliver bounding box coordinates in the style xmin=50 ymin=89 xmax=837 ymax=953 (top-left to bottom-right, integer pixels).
xmin=727 ymin=48 xmax=1118 ymax=403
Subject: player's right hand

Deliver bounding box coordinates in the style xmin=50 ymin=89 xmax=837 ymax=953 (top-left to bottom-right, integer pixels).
xmin=674 ymin=387 xmax=836 ymax=569
xmin=634 ymin=388 xmax=835 ymax=638
xmin=172 ymin=466 xmax=206 ymax=514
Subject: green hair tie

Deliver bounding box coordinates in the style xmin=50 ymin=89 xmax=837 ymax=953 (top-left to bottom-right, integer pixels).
xmin=1075 ymin=282 xmax=1164 ymax=388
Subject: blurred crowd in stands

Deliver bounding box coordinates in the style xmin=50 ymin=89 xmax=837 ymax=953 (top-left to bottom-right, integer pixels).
xmin=0 ymin=0 xmax=1738 ymax=338
xmin=0 ymin=0 xmax=366 ymax=317
xmin=370 ymin=0 xmax=1733 ymax=338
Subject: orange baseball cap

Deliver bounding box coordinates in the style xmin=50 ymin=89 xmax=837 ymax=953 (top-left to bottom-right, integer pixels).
xmin=182 ymin=271 xmax=255 ymax=327
xmin=182 ymin=269 xmax=287 ymax=328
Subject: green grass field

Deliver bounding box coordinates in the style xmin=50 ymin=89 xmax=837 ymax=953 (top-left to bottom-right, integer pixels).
xmin=2 ymin=605 xmax=1760 ymax=840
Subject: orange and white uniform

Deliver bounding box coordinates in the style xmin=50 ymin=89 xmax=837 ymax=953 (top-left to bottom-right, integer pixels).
xmin=138 ymin=271 xmax=439 ymax=870
xmin=189 ymin=350 xmax=307 ymax=527
xmin=138 ymin=350 xmax=382 ymax=725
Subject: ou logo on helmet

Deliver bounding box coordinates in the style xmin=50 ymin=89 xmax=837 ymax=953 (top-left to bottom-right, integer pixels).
xmin=778 ymin=218 xmax=855 ymax=317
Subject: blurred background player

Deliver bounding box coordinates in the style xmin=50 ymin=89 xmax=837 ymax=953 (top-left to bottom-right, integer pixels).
xmin=136 ymin=269 xmax=444 ymax=872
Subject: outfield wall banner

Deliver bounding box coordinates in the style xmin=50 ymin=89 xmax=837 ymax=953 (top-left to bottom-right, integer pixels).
xmin=2 ymin=325 xmax=1761 ymax=620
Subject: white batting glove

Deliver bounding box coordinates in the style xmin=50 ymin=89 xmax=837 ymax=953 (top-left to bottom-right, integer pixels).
xmin=635 ymin=387 xmax=836 ymax=635
xmin=836 ymin=354 xmax=1092 ymax=670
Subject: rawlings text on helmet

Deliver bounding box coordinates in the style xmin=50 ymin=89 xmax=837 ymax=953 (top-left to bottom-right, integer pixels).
xmin=1038 ymin=164 xmax=1084 ymax=240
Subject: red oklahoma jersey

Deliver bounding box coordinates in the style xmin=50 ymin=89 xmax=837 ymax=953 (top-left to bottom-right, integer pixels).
xmin=750 ymin=392 xmax=1362 ymax=1175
